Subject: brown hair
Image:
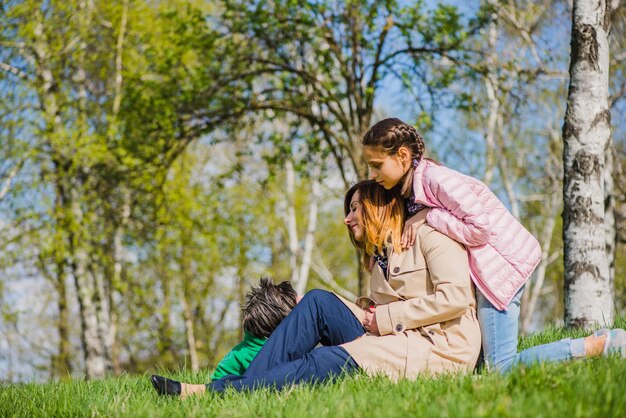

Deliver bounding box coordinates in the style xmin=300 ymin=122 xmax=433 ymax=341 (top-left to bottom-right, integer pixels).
xmin=344 ymin=180 xmax=405 ymax=260
xmin=242 ymin=277 xmax=298 ymax=338
xmin=361 ymin=118 xmax=426 ymax=197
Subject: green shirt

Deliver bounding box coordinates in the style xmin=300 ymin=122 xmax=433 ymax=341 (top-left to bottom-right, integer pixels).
xmin=210 ymin=331 xmax=267 ymax=380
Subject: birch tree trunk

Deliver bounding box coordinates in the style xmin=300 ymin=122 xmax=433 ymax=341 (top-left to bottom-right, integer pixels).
xmin=284 ymin=155 xmax=321 ymax=295
xmin=562 ymin=0 xmax=616 ymax=328
xmin=295 ymin=165 xmax=321 ymax=295
xmin=69 ymin=188 xmax=109 ymax=378
xmin=180 ymin=292 xmax=199 ymax=372
xmin=285 ymin=159 xmax=299 ymax=284
xmin=605 ymin=145 xmax=617 ymax=284
xmin=521 ymin=129 xmax=563 ymax=333
xmin=108 ymin=1 xmax=129 ymax=374
xmin=33 ymin=10 xmax=111 ymax=377
xmin=483 ymin=1 xmax=499 ymax=187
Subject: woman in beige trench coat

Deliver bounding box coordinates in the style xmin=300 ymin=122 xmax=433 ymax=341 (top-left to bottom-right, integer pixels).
xmin=151 ymin=180 xmax=481 ymax=398
xmin=338 ymin=180 xmax=481 ymax=380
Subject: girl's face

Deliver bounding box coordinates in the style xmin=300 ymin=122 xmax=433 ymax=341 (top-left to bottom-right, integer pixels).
xmin=344 ymin=191 xmax=364 ymax=242
xmin=363 ymin=145 xmax=409 ymax=190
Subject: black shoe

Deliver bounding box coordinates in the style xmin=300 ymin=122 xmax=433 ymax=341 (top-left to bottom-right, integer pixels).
xmin=151 ymin=374 xmax=182 ymax=396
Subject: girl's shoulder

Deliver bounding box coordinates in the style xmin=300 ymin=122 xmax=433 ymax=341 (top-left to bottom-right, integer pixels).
xmin=421 ymin=161 xmax=482 ymax=186
xmin=421 ymin=161 xmax=465 ymax=185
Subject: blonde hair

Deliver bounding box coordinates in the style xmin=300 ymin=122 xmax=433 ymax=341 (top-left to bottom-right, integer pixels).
xmin=344 ymin=180 xmax=405 ymax=259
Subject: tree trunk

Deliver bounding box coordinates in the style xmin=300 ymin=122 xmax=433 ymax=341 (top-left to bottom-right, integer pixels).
xmin=108 ymin=0 xmax=129 ymax=375
xmin=562 ymin=0 xmax=614 ymax=328
xmin=295 ymin=165 xmax=321 ymax=295
xmin=157 ymin=260 xmax=176 ymax=364
xmin=605 ymin=144 xmax=617 ymax=284
xmin=521 ymin=211 xmax=558 ymax=334
xmin=43 ymin=248 xmax=72 ymax=377
xmin=521 ymin=129 xmax=563 ymax=333
xmin=180 ymin=292 xmax=199 ymax=372
xmin=69 ymin=185 xmax=110 ymax=378
xmin=483 ymin=1 xmax=499 ymax=187
xmin=285 ymin=159 xmax=300 ymax=284
xmin=55 ymin=263 xmax=72 ymax=377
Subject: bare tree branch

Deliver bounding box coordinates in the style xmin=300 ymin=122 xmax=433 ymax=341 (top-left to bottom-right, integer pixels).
xmin=0 ymin=61 xmax=29 ymax=80
xmin=0 ymin=160 xmax=24 ymax=201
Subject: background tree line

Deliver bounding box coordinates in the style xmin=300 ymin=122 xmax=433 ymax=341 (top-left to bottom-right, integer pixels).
xmin=0 ymin=0 xmax=624 ymax=381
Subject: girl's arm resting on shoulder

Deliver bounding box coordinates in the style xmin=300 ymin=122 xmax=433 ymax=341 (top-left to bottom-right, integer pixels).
xmin=424 ymin=170 xmax=491 ymax=246
xmin=376 ymin=228 xmax=474 ymax=336
xmin=426 ymin=208 xmax=489 ymax=247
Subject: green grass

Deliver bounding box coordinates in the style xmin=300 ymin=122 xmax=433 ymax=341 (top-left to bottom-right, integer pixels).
xmin=2 ymin=320 xmax=626 ymax=418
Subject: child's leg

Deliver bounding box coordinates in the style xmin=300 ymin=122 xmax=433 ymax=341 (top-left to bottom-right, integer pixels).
xmin=477 ymin=286 xmax=585 ymax=373
xmin=477 ymin=287 xmax=523 ymax=372
xmin=243 ymin=289 xmax=365 ymax=375
xmin=208 ymin=346 xmax=357 ymax=392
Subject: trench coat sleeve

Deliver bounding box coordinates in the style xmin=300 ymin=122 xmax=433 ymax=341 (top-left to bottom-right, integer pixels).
xmin=376 ymin=226 xmax=473 ymax=336
xmin=421 ymin=166 xmax=491 ymax=247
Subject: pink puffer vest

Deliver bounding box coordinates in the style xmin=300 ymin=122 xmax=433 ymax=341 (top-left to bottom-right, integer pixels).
xmin=412 ymin=160 xmax=542 ymax=310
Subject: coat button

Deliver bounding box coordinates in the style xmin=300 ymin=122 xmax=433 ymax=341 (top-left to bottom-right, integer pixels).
xmin=429 ymin=330 xmax=435 ymax=335
xmin=393 ymin=267 xmax=400 ymax=273
xmin=395 ymin=324 xmax=403 ymax=332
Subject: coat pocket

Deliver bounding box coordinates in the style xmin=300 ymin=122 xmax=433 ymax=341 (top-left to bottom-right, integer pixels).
xmin=420 ymin=324 xmax=448 ymax=349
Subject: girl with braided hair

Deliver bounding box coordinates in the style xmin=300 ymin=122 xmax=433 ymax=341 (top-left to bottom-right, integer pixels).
xmin=361 ymin=117 xmax=625 ymax=373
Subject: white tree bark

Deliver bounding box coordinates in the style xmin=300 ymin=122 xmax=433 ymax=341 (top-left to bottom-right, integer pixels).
xmin=521 ymin=206 xmax=559 ymax=333
xmin=180 ymin=292 xmax=199 ymax=372
xmin=295 ymin=164 xmax=321 ymax=295
xmin=285 ymin=159 xmax=300 ymax=284
xmin=0 ymin=161 xmax=23 ymax=201
xmin=521 ymin=128 xmax=563 ymax=333
xmin=284 ymin=156 xmax=321 ymax=294
xmin=70 ymin=189 xmax=108 ymax=378
xmin=109 ymin=1 xmax=129 ymax=374
xmin=562 ymin=0 xmax=615 ymax=328
xmin=483 ymin=1 xmax=499 ymax=187
xmin=605 ymin=145 xmax=617 ymax=284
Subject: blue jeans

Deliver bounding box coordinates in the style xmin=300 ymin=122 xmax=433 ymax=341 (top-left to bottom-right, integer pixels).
xmin=208 ymin=289 xmax=365 ymax=392
xmin=477 ymin=286 xmax=586 ymax=373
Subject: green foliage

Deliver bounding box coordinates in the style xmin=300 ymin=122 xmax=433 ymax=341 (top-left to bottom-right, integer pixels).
xmin=222 ymin=0 xmax=484 ymax=182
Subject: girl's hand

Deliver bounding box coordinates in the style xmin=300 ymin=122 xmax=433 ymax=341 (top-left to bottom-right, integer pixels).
xmin=401 ymin=210 xmax=429 ymax=250
xmin=363 ymin=308 xmax=379 ymax=335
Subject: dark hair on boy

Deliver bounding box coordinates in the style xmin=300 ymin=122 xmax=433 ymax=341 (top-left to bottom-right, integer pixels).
xmin=242 ymin=277 xmax=298 ymax=339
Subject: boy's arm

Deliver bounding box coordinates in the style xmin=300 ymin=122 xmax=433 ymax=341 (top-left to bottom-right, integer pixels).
xmin=210 ymin=349 xmax=237 ymax=380
xmin=211 ymin=335 xmax=264 ymax=380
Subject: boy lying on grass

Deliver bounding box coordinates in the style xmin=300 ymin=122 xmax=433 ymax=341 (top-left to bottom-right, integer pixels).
xmin=210 ymin=277 xmax=298 ymax=380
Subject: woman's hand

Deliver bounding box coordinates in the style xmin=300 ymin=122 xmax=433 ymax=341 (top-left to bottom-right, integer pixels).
xmin=363 ymin=309 xmax=380 ymax=335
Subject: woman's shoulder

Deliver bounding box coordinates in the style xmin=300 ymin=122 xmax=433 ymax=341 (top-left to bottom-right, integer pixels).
xmin=415 ymin=217 xmax=467 ymax=254
xmin=406 ymin=208 xmax=428 ymax=227
xmin=407 ymin=208 xmax=456 ymax=251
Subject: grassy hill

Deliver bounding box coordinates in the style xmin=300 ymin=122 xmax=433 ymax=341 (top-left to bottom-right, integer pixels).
xmin=2 ymin=319 xmax=625 ymax=418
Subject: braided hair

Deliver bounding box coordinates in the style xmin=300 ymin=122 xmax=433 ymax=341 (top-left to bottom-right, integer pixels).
xmin=361 ymin=118 xmax=426 ymax=197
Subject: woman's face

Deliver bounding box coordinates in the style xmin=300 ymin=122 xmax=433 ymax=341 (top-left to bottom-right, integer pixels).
xmin=344 ymin=190 xmax=364 ymax=242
